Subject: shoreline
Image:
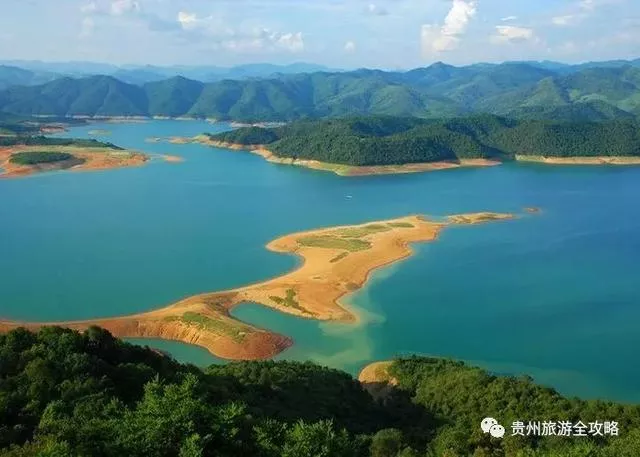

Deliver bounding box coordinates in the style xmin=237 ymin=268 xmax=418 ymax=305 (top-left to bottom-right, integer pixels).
xmin=0 ymin=146 xmax=180 ymax=179
xmin=515 ymin=155 xmax=640 ymax=165
xmin=165 ymin=136 xmax=640 ymax=176
xmin=0 ymin=212 xmax=516 ymax=360
xmin=183 ymin=137 xmax=504 ymax=176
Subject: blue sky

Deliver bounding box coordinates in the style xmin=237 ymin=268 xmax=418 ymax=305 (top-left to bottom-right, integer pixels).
xmin=1 ymin=0 xmax=638 ymax=68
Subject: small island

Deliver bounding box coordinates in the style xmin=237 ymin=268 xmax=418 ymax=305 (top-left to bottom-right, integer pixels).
xmin=0 ymin=211 xmax=515 ymax=360
xmin=0 ymin=137 xmax=148 ymax=178
xmin=174 ymin=115 xmax=640 ymax=176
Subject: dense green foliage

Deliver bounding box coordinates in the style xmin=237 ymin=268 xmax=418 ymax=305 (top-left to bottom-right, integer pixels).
xmin=2 ymin=63 xmax=640 ymax=121
xmin=210 ymin=115 xmax=640 ymax=165
xmin=2 ymin=327 xmax=640 ymax=456
xmin=0 ymin=135 xmax=122 ymax=149
xmin=9 ymin=151 xmax=74 ymax=165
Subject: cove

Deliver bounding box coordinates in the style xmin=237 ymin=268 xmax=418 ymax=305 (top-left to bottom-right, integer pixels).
xmin=1 ymin=120 xmax=640 ymax=402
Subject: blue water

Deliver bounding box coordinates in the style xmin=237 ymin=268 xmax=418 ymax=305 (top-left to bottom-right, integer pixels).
xmin=1 ymin=120 xmax=639 ymax=402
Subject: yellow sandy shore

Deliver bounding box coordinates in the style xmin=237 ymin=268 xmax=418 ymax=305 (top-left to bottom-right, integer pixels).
xmin=0 ymin=212 xmax=515 ymax=360
xmin=162 ymin=154 xmax=185 ymax=163
xmin=358 ymin=360 xmax=398 ymax=399
xmin=515 ymin=155 xmax=640 ymax=165
xmin=358 ymin=361 xmax=396 ymax=385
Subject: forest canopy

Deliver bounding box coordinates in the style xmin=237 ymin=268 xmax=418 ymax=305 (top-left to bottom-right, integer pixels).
xmin=209 ymin=115 xmax=640 ymax=166
xmin=9 ymin=151 xmax=74 ymax=165
xmin=2 ymin=327 xmax=640 ymax=456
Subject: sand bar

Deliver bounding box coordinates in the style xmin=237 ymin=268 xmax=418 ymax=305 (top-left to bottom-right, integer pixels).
xmin=0 ymin=212 xmax=515 ymax=360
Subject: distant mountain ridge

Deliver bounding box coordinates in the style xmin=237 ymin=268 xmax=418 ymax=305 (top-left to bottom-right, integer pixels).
xmin=0 ymin=61 xmax=337 ymax=85
xmin=1 ymin=60 xmax=640 ymax=121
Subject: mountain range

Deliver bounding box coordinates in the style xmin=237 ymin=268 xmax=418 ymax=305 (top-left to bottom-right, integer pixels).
xmin=1 ymin=60 xmax=640 ymax=122
xmin=0 ymin=61 xmax=335 ymax=86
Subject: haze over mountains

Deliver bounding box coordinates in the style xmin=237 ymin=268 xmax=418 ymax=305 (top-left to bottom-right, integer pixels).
xmin=0 ymin=61 xmax=336 ymax=88
xmin=1 ymin=58 xmax=640 ymax=122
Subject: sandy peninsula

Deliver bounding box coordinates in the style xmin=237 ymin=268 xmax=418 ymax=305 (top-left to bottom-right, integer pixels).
xmin=0 ymin=212 xmax=515 ymax=360
xmin=0 ymin=145 xmax=149 ymax=178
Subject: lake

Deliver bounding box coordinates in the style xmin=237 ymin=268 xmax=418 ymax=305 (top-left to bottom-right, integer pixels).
xmin=1 ymin=119 xmax=639 ymax=402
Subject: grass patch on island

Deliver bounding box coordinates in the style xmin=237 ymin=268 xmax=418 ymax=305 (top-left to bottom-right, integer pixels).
xmin=269 ymin=289 xmax=307 ymax=313
xmin=388 ymin=222 xmax=414 ymax=228
xmin=330 ymin=252 xmax=349 ymax=263
xmin=298 ymin=235 xmax=371 ymax=252
xmin=333 ymin=224 xmax=391 ymax=238
xmin=9 ymin=151 xmax=74 ymax=165
xmin=165 ymin=312 xmax=246 ymax=342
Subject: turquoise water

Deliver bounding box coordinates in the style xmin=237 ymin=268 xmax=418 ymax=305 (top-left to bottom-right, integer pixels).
xmin=1 ymin=120 xmax=640 ymax=402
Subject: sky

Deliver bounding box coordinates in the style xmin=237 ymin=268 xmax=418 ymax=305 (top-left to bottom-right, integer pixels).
xmin=1 ymin=0 xmax=639 ymax=69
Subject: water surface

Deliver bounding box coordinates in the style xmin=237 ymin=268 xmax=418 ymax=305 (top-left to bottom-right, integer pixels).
xmin=1 ymin=120 xmax=639 ymax=402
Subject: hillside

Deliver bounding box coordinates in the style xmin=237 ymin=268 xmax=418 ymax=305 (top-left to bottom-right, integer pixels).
xmin=1 ymin=327 xmax=639 ymax=456
xmin=2 ymin=63 xmax=640 ymax=121
xmin=209 ymin=115 xmax=640 ymax=166
xmin=0 ymin=65 xmax=59 ymax=91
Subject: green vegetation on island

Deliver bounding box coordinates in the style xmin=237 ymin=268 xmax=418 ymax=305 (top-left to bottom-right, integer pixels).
xmin=269 ymin=289 xmax=303 ymax=311
xmin=2 ymin=327 xmax=640 ymax=456
xmin=9 ymin=151 xmax=74 ymax=165
xmin=209 ymin=115 xmax=640 ymax=166
xmin=0 ymin=135 xmax=123 ymax=149
xmin=2 ymin=63 xmax=640 ymax=122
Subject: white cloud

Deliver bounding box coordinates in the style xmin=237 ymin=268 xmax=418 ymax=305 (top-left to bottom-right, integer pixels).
xmin=366 ymin=4 xmax=388 ymax=16
xmin=552 ymin=15 xmax=576 ymax=26
xmin=421 ymin=0 xmax=477 ymax=55
xmin=273 ymin=31 xmax=305 ymax=52
xmin=177 ymin=11 xmax=198 ymax=30
xmin=80 ymin=2 xmax=98 ymax=14
xmin=80 ymin=17 xmax=95 ymax=37
xmin=344 ymin=40 xmax=356 ymax=53
xmin=491 ymin=25 xmax=536 ymax=44
xmin=580 ymin=0 xmax=596 ymax=10
xmin=110 ymin=0 xmax=141 ymax=16
xmin=224 ymin=29 xmax=305 ymax=53
xmin=501 ymin=16 xmax=518 ymax=22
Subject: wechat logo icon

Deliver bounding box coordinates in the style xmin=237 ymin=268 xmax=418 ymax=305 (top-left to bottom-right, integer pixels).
xmin=481 ymin=417 xmax=505 ymax=438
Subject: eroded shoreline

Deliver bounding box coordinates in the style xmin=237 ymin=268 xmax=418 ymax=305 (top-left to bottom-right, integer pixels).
xmin=0 ymin=212 xmax=515 ymax=360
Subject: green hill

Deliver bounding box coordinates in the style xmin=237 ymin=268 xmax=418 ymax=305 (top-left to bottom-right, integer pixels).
xmin=1 ymin=63 xmax=640 ymax=121
xmin=210 ymin=115 xmax=640 ymax=166
xmin=145 ymin=76 xmax=204 ymax=117
xmin=1 ymin=327 xmax=639 ymax=456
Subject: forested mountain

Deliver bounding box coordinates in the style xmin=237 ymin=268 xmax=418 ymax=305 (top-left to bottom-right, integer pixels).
xmin=2 ymin=63 xmax=640 ymax=121
xmin=0 ymin=65 xmax=59 ymax=91
xmin=1 ymin=327 xmax=639 ymax=456
xmin=211 ymin=115 xmax=640 ymax=165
